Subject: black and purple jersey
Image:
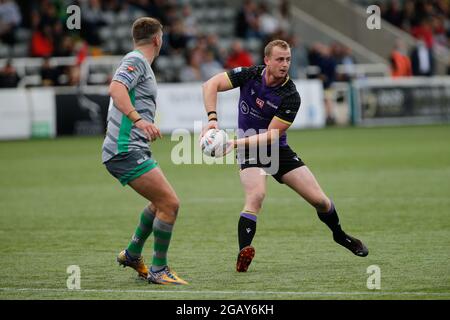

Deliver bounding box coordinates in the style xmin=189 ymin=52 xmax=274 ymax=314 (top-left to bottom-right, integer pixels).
xmin=225 ymin=65 xmax=301 ymax=147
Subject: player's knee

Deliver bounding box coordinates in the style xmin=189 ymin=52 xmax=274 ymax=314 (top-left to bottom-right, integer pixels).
xmin=248 ymin=191 xmax=265 ymax=209
xmin=149 ymin=203 xmax=157 ymax=213
xmin=313 ymin=197 xmax=331 ymax=213
xmin=155 ymin=196 xmax=180 ymax=218
xmin=167 ymin=196 xmax=180 ymax=217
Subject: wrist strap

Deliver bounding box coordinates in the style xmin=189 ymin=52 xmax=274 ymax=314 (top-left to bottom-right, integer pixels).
xmin=127 ymin=110 xmax=137 ymax=117
xmin=207 ymin=111 xmax=217 ymax=117
xmin=208 ymin=117 xmax=218 ymax=122
xmin=127 ymin=109 xmax=141 ymax=123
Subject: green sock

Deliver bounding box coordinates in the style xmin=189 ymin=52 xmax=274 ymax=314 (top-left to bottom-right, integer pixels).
xmin=151 ymin=218 xmax=174 ymax=271
xmin=126 ymin=206 xmax=155 ymax=258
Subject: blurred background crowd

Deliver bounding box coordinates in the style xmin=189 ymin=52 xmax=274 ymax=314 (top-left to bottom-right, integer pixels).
xmin=0 ymin=0 xmax=449 ymax=89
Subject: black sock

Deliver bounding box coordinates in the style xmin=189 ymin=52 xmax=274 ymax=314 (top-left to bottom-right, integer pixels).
xmin=238 ymin=212 xmax=257 ymax=250
xmin=317 ymin=201 xmax=345 ymax=238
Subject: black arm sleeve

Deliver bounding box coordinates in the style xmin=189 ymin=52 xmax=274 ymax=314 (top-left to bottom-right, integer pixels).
xmin=274 ymin=92 xmax=301 ymax=124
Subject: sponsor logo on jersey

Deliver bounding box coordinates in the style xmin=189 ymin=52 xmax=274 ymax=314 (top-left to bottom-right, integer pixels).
xmin=233 ymin=67 xmax=242 ymax=73
xmin=117 ymin=71 xmax=133 ymax=82
xmin=240 ymin=101 xmax=250 ymax=114
xmin=266 ymin=101 xmax=278 ymax=109
xmin=256 ymin=98 xmax=265 ymax=108
xmin=137 ymin=156 xmax=149 ymax=165
xmin=251 ymin=89 xmax=255 ymax=96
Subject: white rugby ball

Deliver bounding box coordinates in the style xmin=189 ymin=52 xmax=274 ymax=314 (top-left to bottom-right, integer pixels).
xmin=200 ymin=129 xmax=229 ymax=158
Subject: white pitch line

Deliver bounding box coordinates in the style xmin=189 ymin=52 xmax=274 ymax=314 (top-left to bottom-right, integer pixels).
xmin=0 ymin=288 xmax=449 ymax=296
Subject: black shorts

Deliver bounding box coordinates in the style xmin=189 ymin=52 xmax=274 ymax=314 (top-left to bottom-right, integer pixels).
xmin=238 ymin=145 xmax=305 ymax=184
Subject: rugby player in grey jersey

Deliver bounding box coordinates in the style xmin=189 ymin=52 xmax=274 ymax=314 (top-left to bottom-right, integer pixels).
xmin=102 ymin=17 xmax=187 ymax=285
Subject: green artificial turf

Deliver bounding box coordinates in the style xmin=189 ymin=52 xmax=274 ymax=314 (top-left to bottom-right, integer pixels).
xmin=0 ymin=125 xmax=449 ymax=300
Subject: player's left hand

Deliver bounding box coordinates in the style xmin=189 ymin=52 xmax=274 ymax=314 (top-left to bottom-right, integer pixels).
xmin=199 ymin=120 xmax=219 ymax=141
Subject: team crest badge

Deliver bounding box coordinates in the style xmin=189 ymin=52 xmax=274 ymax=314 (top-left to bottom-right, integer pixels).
xmin=256 ymin=98 xmax=265 ymax=108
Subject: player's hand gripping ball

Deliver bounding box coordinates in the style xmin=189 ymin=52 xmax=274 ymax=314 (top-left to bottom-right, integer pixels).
xmin=200 ymin=129 xmax=229 ymax=158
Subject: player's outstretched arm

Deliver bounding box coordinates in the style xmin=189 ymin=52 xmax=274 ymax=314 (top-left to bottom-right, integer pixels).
xmin=109 ymin=81 xmax=162 ymax=142
xmin=201 ymin=72 xmax=234 ymax=135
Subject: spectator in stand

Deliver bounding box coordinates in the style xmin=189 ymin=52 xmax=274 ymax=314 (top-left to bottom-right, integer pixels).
xmin=275 ymin=0 xmax=293 ymax=34
xmin=40 ymin=57 xmax=59 ymax=86
xmin=0 ymin=59 xmax=20 ymax=87
xmin=39 ymin=0 xmax=58 ymax=29
xmin=0 ymin=0 xmax=22 ymax=45
xmin=200 ymin=50 xmax=223 ymax=81
xmin=410 ymin=38 xmax=435 ymax=76
xmin=181 ymin=4 xmax=198 ymax=39
xmin=315 ymin=44 xmax=338 ymax=90
xmin=235 ymin=0 xmax=261 ymax=39
xmin=55 ymin=35 xmax=75 ymax=57
xmin=164 ymin=3 xmax=179 ymax=28
xmin=206 ymin=34 xmax=225 ymax=66
xmin=289 ymin=35 xmax=309 ymax=79
xmin=80 ymin=0 xmax=107 ymax=46
xmin=52 ymin=20 xmax=65 ymax=53
xmin=317 ymin=44 xmax=338 ymax=125
xmin=259 ymin=2 xmax=279 ymax=38
xmin=31 ymin=24 xmax=54 ymax=57
xmin=432 ymin=15 xmax=448 ymax=47
xmin=308 ymin=43 xmax=338 ymax=125
xmin=103 ymin=0 xmax=123 ymax=13
xmin=390 ymin=39 xmax=413 ymax=77
xmin=385 ymin=0 xmax=404 ymax=28
xmin=376 ymin=0 xmax=389 ymax=19
xmin=412 ymin=18 xmax=435 ymax=49
xmin=333 ymin=43 xmax=357 ymax=81
xmin=179 ymin=48 xmax=202 ymax=82
xmin=225 ymin=40 xmax=254 ymax=69
xmin=401 ymin=0 xmax=416 ymax=32
xmin=167 ymin=19 xmax=189 ymax=55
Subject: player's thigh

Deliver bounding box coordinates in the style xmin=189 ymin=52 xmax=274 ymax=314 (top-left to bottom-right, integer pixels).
xmin=129 ymin=167 xmax=179 ymax=211
xmin=281 ymin=166 xmax=330 ymax=209
xmin=240 ymin=167 xmax=267 ymax=202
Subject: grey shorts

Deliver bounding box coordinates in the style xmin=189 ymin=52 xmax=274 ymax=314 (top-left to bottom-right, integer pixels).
xmin=104 ymin=149 xmax=158 ymax=186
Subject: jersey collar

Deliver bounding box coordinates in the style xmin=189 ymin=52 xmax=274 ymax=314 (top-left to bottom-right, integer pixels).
xmin=262 ymin=67 xmax=290 ymax=88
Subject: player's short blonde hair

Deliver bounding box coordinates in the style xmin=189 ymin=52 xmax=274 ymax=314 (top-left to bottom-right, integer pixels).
xmin=264 ymin=40 xmax=290 ymax=57
xmin=132 ymin=17 xmax=163 ymax=45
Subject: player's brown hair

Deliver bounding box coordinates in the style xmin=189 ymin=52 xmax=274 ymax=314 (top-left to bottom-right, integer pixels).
xmin=132 ymin=17 xmax=163 ymax=45
xmin=264 ymin=40 xmax=290 ymax=57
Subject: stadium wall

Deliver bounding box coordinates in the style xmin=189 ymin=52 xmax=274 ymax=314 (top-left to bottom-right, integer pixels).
xmin=0 ymin=80 xmax=325 ymax=140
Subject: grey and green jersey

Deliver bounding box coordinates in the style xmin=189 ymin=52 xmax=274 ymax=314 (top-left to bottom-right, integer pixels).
xmin=102 ymin=50 xmax=157 ymax=163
